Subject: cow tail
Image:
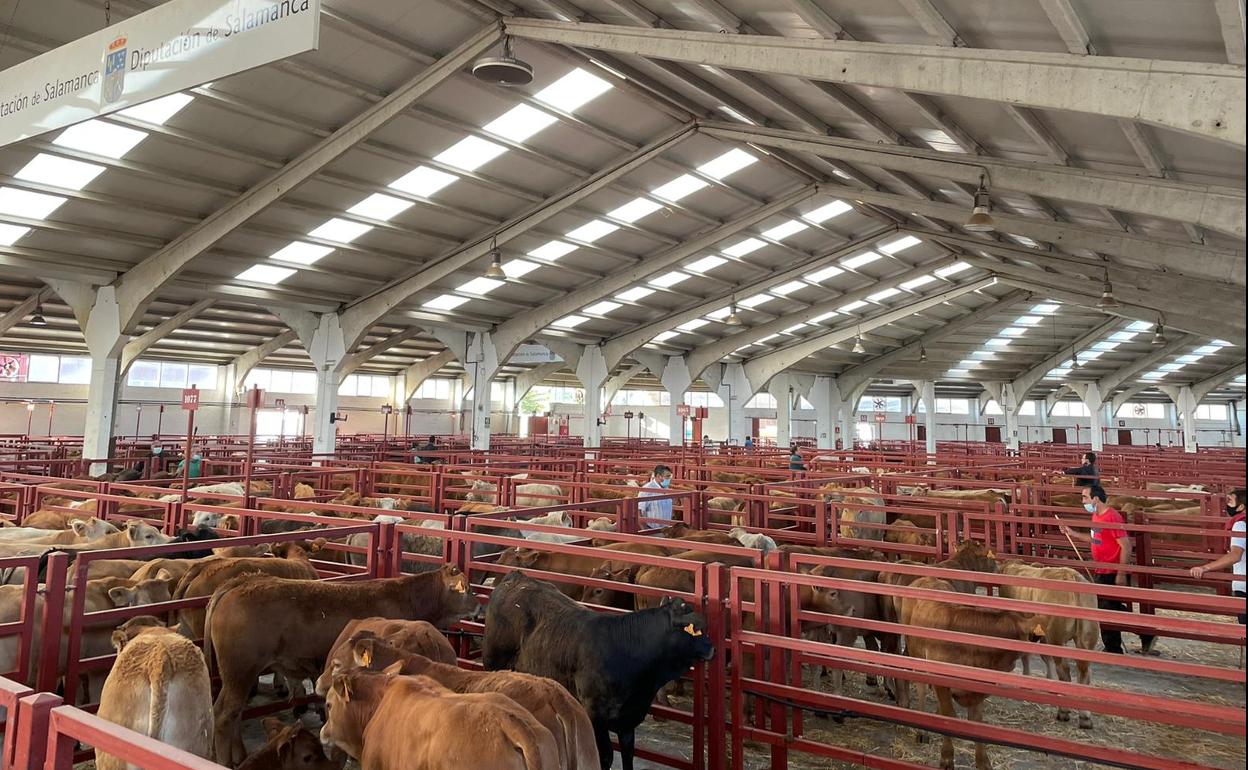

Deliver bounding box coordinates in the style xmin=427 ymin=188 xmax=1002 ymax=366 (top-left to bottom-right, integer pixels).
xmin=554 ymin=712 xmax=573 ymax=770
xmin=148 ymin=654 xmax=172 ymax=741
xmin=200 ymin=578 xmax=240 ymax=678
xmin=505 ymin=715 xmax=558 ymax=770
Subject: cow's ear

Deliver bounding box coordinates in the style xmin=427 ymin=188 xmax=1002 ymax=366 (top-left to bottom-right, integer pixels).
xmin=381 ymin=661 xmax=403 ymax=677
xmin=261 ymin=717 xmax=287 ymax=740
xmin=70 ymin=519 xmax=89 ymax=535
xmin=108 ymin=586 xmax=136 ymax=606
xmin=352 ymin=638 xmax=376 ymax=668
xmin=110 ymin=628 xmax=128 ymax=653
xmin=155 ymin=568 xmax=173 ymax=581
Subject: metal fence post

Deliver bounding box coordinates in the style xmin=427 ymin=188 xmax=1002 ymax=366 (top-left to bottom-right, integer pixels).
xmin=11 ymin=692 xmax=59 ymax=770
xmin=35 ymin=553 xmax=69 ymax=695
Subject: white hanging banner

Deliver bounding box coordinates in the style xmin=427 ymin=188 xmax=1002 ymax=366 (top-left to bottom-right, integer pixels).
xmin=0 ymin=0 xmax=321 ymax=147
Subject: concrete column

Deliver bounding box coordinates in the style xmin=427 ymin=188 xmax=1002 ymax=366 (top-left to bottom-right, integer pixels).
xmin=1079 ymin=383 xmax=1105 ymax=452
xmin=659 ymin=357 xmax=693 ymax=447
xmin=919 ymin=380 xmax=937 ymax=455
xmin=1175 ymin=385 xmax=1199 ymax=453
xmin=811 ymin=376 xmax=843 ymax=450
xmin=706 ymin=362 xmax=753 ymax=444
xmin=1001 ymin=383 xmax=1021 ymax=451
xmin=220 ymin=363 xmax=238 ymax=437
xmin=769 ymin=374 xmax=796 ymax=447
xmin=465 ymin=332 xmax=500 ymax=450
xmin=307 ymin=313 xmax=347 ymax=456
xmin=80 ymin=287 xmax=126 ymax=475
xmin=576 ymin=346 xmax=609 ymax=449
xmin=1233 ymin=400 xmax=1245 ymax=448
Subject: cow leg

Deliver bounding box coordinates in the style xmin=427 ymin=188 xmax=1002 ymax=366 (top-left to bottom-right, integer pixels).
xmin=1075 ymin=658 xmax=1093 ymax=729
xmin=618 ymin=728 xmax=637 ymax=770
xmin=1052 ymin=657 xmax=1071 ymax=722
xmin=592 ymin=720 xmax=613 ymax=770
xmin=934 ymin=687 xmax=957 ymax=770
xmin=912 ymin=680 xmax=928 ymax=742
xmin=967 ymin=697 xmax=993 ymax=770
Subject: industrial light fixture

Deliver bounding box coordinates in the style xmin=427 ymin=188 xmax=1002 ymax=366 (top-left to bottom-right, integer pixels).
xmin=1152 ymin=320 xmax=1167 ymax=346
xmin=29 ymin=303 xmax=47 ymax=327
xmin=918 ymin=344 xmax=927 ymax=362
xmin=726 ymin=300 xmax=742 ymax=326
xmin=964 ymin=174 xmax=995 ymax=233
xmin=1097 ymin=269 xmax=1121 ymax=309
xmin=1071 ymin=350 xmax=1080 ymax=369
xmin=483 ymin=237 xmax=506 ymax=280
xmin=472 ymin=36 xmax=534 ymax=86
xmin=852 ymin=327 xmax=866 ymax=354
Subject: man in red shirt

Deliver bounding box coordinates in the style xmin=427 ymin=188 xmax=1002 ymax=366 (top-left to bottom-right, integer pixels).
xmin=1060 ymin=485 xmax=1155 ymax=654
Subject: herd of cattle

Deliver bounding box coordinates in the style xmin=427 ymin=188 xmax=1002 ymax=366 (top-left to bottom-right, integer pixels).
xmin=0 ymin=470 xmax=1220 ymax=770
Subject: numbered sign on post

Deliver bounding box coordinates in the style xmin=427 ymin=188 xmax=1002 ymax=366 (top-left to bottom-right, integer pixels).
xmin=181 ymin=388 xmax=200 ymax=411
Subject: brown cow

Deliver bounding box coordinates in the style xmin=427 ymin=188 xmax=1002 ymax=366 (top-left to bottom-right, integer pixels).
xmin=350 ymin=637 xmax=598 ymax=770
xmin=498 ymin=541 xmax=674 ymax=598
xmin=205 ymin=566 xmax=478 ymax=766
xmin=238 ymin=718 xmax=344 ymax=770
xmin=322 ymin=667 xmax=560 ymax=770
xmin=315 ymin=618 xmax=456 ymax=695
xmin=898 ymin=577 xmax=1045 ymax=770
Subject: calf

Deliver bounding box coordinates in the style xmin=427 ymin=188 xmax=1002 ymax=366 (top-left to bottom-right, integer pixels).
xmin=172 ymin=542 xmax=321 ymax=638
xmin=205 ymin=565 xmax=477 ymax=766
xmin=898 ymin=576 xmax=1045 ymax=770
xmin=482 ymin=571 xmax=714 ymax=770
xmin=238 ymin=718 xmax=343 ymax=770
xmin=322 ymin=667 xmax=560 ymax=770
xmin=351 ymin=636 xmax=598 ymax=770
xmin=95 ymin=622 xmax=212 ymax=770
xmin=315 ymin=617 xmax=456 ymax=695
xmin=997 ymin=561 xmax=1099 ymax=728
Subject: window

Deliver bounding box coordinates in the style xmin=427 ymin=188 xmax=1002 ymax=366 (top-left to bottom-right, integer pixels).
xmin=1051 ymin=401 xmax=1090 ymax=418
xmin=57 ymin=356 xmax=91 ymax=385
xmin=414 ymin=378 xmax=454 ymax=400
xmin=339 ymin=374 xmax=391 ymax=398
xmin=1116 ymin=402 xmax=1165 ymax=419
xmin=25 ymin=354 xmax=102 ymax=385
xmin=491 ymin=382 xmax=508 ymax=403
xmin=127 ymin=361 xmax=160 ymax=388
xmin=1019 ymin=401 xmax=1036 ymax=416
xmin=1195 ymin=404 xmax=1228 ymax=420
xmin=858 ymin=396 xmax=902 ymax=412
xmin=27 ymin=355 xmax=60 ymax=383
xmin=684 ymin=392 xmax=724 ymax=408
xmin=936 ymin=398 xmax=970 ymax=415
xmin=984 ymin=400 xmax=1003 ymax=415
xmin=242 ymin=368 xmax=313 ymax=394
xmin=746 ymin=393 xmax=777 ymax=409
xmin=615 ymin=390 xmax=670 ymax=406
xmin=531 ymin=385 xmax=584 ymax=404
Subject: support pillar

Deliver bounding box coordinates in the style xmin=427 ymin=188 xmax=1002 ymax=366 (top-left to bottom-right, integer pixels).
xmin=1165 ymin=385 xmax=1200 ymax=453
xmin=660 ymin=357 xmax=693 ymax=447
xmin=706 ymin=362 xmax=753 ymax=444
xmin=575 ymin=346 xmax=609 ymax=449
xmin=811 ymin=376 xmax=843 ymax=450
xmin=768 ymin=375 xmax=796 ymax=447
xmin=1076 ymin=382 xmax=1105 ymax=451
xmin=307 ymin=314 xmax=347 ymax=456
xmin=1233 ymin=400 xmax=1245 ymax=448
xmin=79 ymin=287 xmax=126 ymax=476
xmin=1001 ymin=383 xmax=1021 ymax=452
xmin=919 ymin=380 xmax=937 ymax=455
xmin=465 ymin=332 xmax=500 ymax=450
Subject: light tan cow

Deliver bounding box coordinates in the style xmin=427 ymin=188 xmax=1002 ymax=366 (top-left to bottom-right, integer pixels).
xmin=96 ymin=618 xmax=213 ymax=770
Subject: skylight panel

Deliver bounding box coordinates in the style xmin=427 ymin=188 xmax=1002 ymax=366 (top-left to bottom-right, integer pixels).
xmin=838 ymin=300 xmax=867 ymax=313
xmin=309 ymin=218 xmax=372 ymax=244
xmin=678 ymin=319 xmax=710 ymax=331
xmin=1160 ymin=362 xmax=1185 ymax=371
xmin=971 ymin=351 xmax=996 ymax=360
xmin=608 ymin=197 xmax=662 ymax=223
xmin=717 ymin=105 xmax=757 ymax=124
xmin=503 ymin=259 xmax=541 ymax=277
xmin=1080 ymin=351 xmax=1104 ymax=360
xmin=986 ymin=338 xmax=1011 ymax=347
xmin=484 ymin=104 xmax=558 ymax=142
xmin=879 ymin=235 xmax=921 ymax=254
xmin=1087 ymin=342 xmax=1118 ymax=353
xmin=616 ymin=286 xmax=655 ymax=302
xmin=772 ymin=281 xmax=807 ymax=296
xmin=841 ymin=251 xmax=882 ymax=269
xmin=389 ymin=166 xmax=457 ymax=197
xmin=1047 ymin=369 xmax=1071 ymax=379
xmin=785 ymin=323 xmax=809 ymax=333
xmin=762 ymin=220 xmax=809 ymax=240
xmin=435 ymin=136 xmax=507 ymax=172
xmin=649 ymin=271 xmax=689 ymax=288
xmin=15 ymin=154 xmax=106 ymax=191
xmin=946 ymin=369 xmax=970 ymax=376
xmin=806 ymin=264 xmax=844 ymax=283
xmin=1213 ymin=339 xmax=1233 ymax=346
xmin=1031 ymin=303 xmax=1060 ymax=314
xmin=553 ymin=315 xmax=589 ymax=328
xmin=118 ymin=93 xmax=193 ymax=125
xmin=348 ymin=193 xmax=413 ymax=222
xmin=1124 ymin=320 xmax=1153 ymax=332
xmin=534 ymin=68 xmax=612 ymax=112
xmin=1194 ymin=344 xmax=1222 ymax=355
xmin=707 ymin=307 xmax=732 ymax=320
xmin=757 ymin=333 xmax=780 ymax=343
xmin=423 ymin=294 xmax=469 ymax=311
xmin=1009 ymin=235 xmax=1042 ymax=248
xmin=566 ymin=220 xmax=618 ymax=243
xmin=723 ymin=238 xmax=766 ymax=257
xmin=1175 ymin=353 xmax=1203 ymax=364
xmin=1109 ymin=331 xmax=1138 ymax=342
xmin=271 ymin=242 xmax=333 ymax=266
xmin=236 ymin=264 xmax=295 ymax=285
xmin=1141 ymin=370 xmax=1166 ymax=379
xmin=652 ymin=174 xmax=708 ymax=202
xmin=935 ymin=262 xmax=972 ymax=277
xmin=585 ymin=301 xmax=621 ymax=315
xmin=900 ymin=275 xmax=936 ymax=291
xmin=809 ymin=311 xmax=838 ymax=323
xmin=686 ymin=255 xmax=726 ymax=273
xmin=959 ymin=359 xmax=982 ymax=368
xmin=0 ymin=223 xmax=30 ymax=245
xmin=869 ymin=288 xmax=902 ymax=302
xmin=1000 ymin=327 xmax=1027 ymax=337
xmin=528 ymin=241 xmax=578 ymax=260
xmin=1013 ymin=315 xmax=1043 ymax=326
xmin=698 ymin=148 xmax=756 ymax=180
xmin=0 ymin=187 xmax=67 ymax=219
xmin=53 ymin=120 xmax=147 ymax=158
xmin=802 ymin=200 xmax=851 ymax=223
xmin=458 ymin=277 xmax=505 ymax=295
xmin=654 ymin=331 xmax=680 ymax=342
xmin=740 ymin=293 xmax=774 ymax=308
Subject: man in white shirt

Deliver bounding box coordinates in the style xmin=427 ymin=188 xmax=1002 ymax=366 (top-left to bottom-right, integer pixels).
xmin=637 ymin=464 xmax=675 ymax=524
xmin=1190 ymin=488 xmax=1246 ymax=624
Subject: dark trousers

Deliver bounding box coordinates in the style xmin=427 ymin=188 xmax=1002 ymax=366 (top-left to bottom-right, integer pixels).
xmin=1094 ymin=572 xmax=1155 ymax=653
xmin=1235 ymin=590 xmax=1245 ymax=626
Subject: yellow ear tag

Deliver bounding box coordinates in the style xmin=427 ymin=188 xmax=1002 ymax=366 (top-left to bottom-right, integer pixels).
xmin=1032 ymin=624 xmax=1046 ymax=638
xmin=987 ymin=550 xmax=996 ymax=559
xmin=684 ymin=623 xmax=703 ymax=637
xmin=361 ymin=648 xmax=373 ymax=667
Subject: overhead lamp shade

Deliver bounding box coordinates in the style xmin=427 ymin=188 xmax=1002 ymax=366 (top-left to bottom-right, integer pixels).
xmin=472 ymin=37 xmax=534 ymax=86
xmin=1097 ymin=282 xmax=1121 ymax=309
xmin=484 ymin=247 xmax=506 ymax=280
xmin=852 ymin=337 xmax=867 ymax=354
xmin=726 ymin=305 xmax=742 ymax=325
xmin=964 ymin=206 xmax=995 ymax=232
xmin=1151 ymin=325 xmax=1167 ymax=346
xmin=918 ymin=345 xmax=927 ymax=362
xmin=29 ymin=305 xmax=47 ymax=327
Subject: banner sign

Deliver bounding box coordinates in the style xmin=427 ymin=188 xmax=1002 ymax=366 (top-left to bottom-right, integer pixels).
xmin=0 ymin=0 xmax=321 ymax=147
xmin=508 ymin=344 xmax=561 ymax=365
xmin=0 ymin=353 xmax=29 ymax=382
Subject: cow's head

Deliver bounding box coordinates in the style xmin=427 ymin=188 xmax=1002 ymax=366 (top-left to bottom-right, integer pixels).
xmin=125 ymin=520 xmax=174 ymax=547
xmin=579 ymin=564 xmax=635 ymax=608
xmin=107 ymin=577 xmax=174 ymax=609
xmin=110 ymin=615 xmax=167 ymax=652
xmin=659 ymin=597 xmax=715 ymax=662
xmin=69 ymin=517 xmax=119 ymax=539
xmin=248 ymin=718 xmax=343 ymax=770
xmin=190 ymin=510 xmax=222 ymax=529
xmin=436 ymin=565 xmax=479 ymax=623
xmin=322 ymin=667 xmax=397 ymax=759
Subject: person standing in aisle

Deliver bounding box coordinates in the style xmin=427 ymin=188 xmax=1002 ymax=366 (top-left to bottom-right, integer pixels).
xmin=637 ymin=464 xmax=675 ymax=524
xmin=1063 ymin=451 xmax=1100 ymax=487
xmin=788 ymin=446 xmax=806 ymax=471
xmin=1189 ymin=488 xmax=1246 ymax=625
xmin=743 ymin=436 xmax=755 ymax=450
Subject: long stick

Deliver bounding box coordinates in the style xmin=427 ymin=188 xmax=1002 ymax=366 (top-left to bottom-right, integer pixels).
xmin=1054 ymin=514 xmax=1094 ymax=578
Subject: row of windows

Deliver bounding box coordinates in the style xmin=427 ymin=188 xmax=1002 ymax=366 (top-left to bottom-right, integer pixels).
xmin=128 ymin=360 xmax=219 ymax=390
xmin=25 ymin=354 xmax=91 ymax=384
xmin=339 ymin=374 xmax=392 ymax=398
xmin=614 ymin=389 xmax=670 ymax=406
xmin=916 ymin=398 xmax=972 ymax=415
xmin=983 ymin=400 xmax=1038 ymax=416
xmin=685 ymin=392 xmax=725 ymax=408
xmin=413 ymin=378 xmax=456 ymax=400
xmin=531 ymin=385 xmax=585 ymax=404
xmin=858 ymin=396 xmax=905 ymax=413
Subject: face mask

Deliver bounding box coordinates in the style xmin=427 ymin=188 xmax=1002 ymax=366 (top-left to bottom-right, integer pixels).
xmin=191 ymin=454 xmax=202 ymax=461
xmin=660 ymin=478 xmax=671 ymax=488
xmin=151 ymin=447 xmax=162 ymax=455
xmin=1084 ymin=502 xmax=1097 ymax=513
xmin=1229 ymin=504 xmax=1241 ymax=516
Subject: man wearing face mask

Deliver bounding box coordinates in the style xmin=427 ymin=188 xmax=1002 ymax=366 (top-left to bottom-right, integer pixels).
xmin=1189 ymin=488 xmax=1246 ymax=625
xmin=176 ymin=449 xmax=204 ymax=479
xmin=637 ymin=465 xmax=675 ymax=524
xmin=1060 ymin=484 xmax=1154 ymax=654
